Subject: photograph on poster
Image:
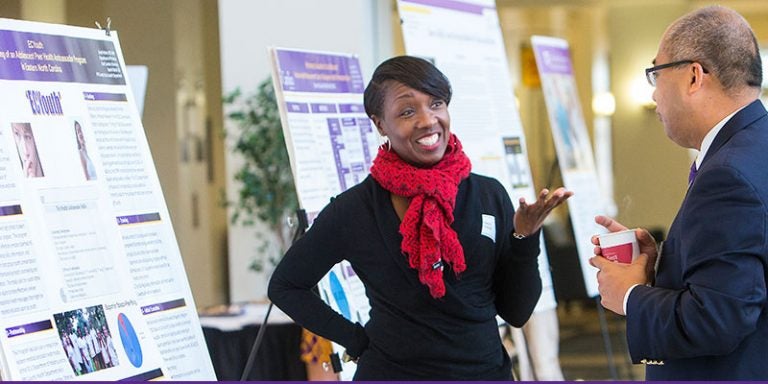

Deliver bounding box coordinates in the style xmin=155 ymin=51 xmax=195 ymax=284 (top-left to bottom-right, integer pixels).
xmin=53 ymin=304 xmax=119 ymax=376
xmin=74 ymin=120 xmax=97 ymax=180
xmin=502 ymin=136 xmax=530 ymax=189
xmin=10 ymin=122 xmax=45 ymax=178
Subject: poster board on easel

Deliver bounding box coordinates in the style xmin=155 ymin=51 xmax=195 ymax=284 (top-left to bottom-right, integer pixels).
xmin=268 ymin=47 xmax=375 ymax=380
xmin=0 ymin=17 xmax=215 ymax=380
xmin=396 ymin=0 xmax=557 ymax=313
xmin=531 ymin=35 xmax=608 ymax=297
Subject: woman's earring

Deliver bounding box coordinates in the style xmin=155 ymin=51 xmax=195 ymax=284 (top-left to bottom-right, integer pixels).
xmin=380 ymin=136 xmax=391 ymax=152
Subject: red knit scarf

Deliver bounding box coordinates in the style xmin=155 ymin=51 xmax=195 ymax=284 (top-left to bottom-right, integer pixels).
xmin=370 ymin=134 xmax=472 ymax=298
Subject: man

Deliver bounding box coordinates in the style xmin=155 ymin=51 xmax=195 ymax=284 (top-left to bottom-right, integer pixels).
xmin=590 ymin=5 xmax=768 ymax=380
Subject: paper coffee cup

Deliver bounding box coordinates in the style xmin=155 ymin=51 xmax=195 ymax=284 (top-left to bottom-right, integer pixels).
xmin=598 ymin=229 xmax=639 ymax=264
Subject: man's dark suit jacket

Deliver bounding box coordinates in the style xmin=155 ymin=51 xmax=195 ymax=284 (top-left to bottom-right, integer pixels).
xmin=627 ymin=99 xmax=768 ymax=380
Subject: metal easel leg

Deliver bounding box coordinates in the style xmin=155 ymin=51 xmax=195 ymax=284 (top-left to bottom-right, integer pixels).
xmin=595 ymin=297 xmax=618 ymax=380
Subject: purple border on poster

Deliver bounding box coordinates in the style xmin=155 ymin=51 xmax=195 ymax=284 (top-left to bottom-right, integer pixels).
xmin=5 ymin=319 xmax=53 ymax=338
xmin=0 ymin=29 xmax=125 ymax=85
xmin=275 ymin=49 xmax=364 ymax=94
xmin=400 ymin=0 xmax=494 ymax=15
xmin=141 ymin=298 xmax=187 ymax=315
xmin=83 ymin=92 xmax=127 ymax=102
xmin=118 ymin=368 xmax=164 ymax=381
xmin=533 ymin=44 xmax=573 ymax=75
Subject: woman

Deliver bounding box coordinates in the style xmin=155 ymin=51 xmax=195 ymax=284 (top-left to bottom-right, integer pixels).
xmin=75 ymin=121 xmax=97 ymax=180
xmin=11 ymin=122 xmax=44 ymax=178
xmin=268 ymin=56 xmax=572 ymax=380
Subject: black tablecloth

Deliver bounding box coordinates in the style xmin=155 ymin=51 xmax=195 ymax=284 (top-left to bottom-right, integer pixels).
xmin=202 ymin=323 xmax=307 ymax=380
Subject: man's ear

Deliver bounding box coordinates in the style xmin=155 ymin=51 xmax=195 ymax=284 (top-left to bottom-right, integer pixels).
xmin=688 ymin=62 xmax=706 ymax=93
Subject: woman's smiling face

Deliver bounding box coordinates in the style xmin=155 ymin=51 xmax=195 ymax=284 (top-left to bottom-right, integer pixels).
xmin=372 ymin=81 xmax=451 ymax=168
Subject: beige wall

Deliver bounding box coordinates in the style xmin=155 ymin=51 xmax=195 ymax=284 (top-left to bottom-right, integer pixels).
xmin=607 ymin=2 xmax=691 ymax=232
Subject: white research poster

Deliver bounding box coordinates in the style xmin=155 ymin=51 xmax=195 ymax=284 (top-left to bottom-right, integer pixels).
xmin=397 ymin=0 xmax=557 ymax=313
xmin=269 ymin=47 xmax=375 ymax=380
xmin=531 ymin=35 xmax=607 ymax=297
xmin=0 ymin=18 xmax=215 ymax=380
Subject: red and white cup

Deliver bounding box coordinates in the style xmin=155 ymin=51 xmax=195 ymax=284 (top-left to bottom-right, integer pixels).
xmin=598 ymin=229 xmax=639 ymax=264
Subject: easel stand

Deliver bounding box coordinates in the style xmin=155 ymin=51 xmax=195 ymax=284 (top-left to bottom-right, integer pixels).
xmin=595 ymin=297 xmax=634 ymax=380
xmin=595 ymin=297 xmax=618 ymax=380
xmin=240 ymin=209 xmax=309 ymax=381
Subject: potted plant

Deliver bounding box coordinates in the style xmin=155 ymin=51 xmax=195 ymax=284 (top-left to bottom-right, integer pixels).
xmin=223 ymin=77 xmax=298 ymax=272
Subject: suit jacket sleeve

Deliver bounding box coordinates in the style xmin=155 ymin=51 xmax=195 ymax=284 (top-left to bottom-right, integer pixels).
xmin=626 ymin=164 xmax=767 ymax=361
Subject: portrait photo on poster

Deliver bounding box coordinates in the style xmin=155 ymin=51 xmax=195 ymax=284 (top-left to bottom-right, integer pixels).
xmin=10 ymin=122 xmax=45 ymax=178
xmin=74 ymin=120 xmax=97 ymax=181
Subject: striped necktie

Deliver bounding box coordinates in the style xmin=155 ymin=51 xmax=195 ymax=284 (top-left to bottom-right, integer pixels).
xmin=688 ymin=161 xmax=698 ymax=186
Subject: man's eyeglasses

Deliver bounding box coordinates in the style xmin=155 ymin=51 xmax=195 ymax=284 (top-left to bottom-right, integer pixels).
xmin=645 ymin=60 xmax=709 ymax=87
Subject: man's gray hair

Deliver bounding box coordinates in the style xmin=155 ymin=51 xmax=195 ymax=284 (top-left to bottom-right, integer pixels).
xmin=664 ymin=5 xmax=762 ymax=93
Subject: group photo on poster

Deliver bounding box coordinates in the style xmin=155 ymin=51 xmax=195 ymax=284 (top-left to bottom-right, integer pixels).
xmin=53 ymin=305 xmax=119 ymax=376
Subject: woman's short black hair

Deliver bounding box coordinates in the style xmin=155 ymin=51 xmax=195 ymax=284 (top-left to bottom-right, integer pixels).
xmin=363 ymin=56 xmax=452 ymax=118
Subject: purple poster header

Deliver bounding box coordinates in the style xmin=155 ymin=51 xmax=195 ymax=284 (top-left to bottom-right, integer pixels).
xmin=286 ymin=102 xmax=310 ymax=113
xmin=533 ymin=45 xmax=573 ymax=75
xmin=84 ymin=92 xmax=127 ymax=102
xmin=339 ymin=103 xmax=364 ymax=113
xmin=276 ymin=49 xmax=365 ymax=94
xmin=311 ymin=103 xmax=338 ymax=114
xmin=141 ymin=298 xmax=186 ymax=315
xmin=116 ymin=212 xmax=161 ymax=226
xmin=0 ymin=29 xmax=125 ymax=85
xmin=6 ymin=319 xmax=52 ymax=338
xmin=400 ymin=0 xmax=494 ymax=15
xmin=0 ymin=204 xmax=22 ymax=217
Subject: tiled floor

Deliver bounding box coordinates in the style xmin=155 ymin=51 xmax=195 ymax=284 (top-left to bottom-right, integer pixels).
xmin=556 ymin=300 xmax=645 ymax=381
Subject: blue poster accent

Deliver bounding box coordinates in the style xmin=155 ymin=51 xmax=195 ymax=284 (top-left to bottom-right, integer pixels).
xmin=117 ymin=313 xmax=143 ymax=368
xmin=328 ymin=272 xmax=351 ymax=320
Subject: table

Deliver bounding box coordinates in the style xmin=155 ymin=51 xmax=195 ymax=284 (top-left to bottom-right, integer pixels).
xmin=200 ymin=303 xmax=307 ymax=380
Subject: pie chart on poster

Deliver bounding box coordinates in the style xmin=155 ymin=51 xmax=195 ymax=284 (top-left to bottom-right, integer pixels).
xmin=117 ymin=313 xmax=143 ymax=367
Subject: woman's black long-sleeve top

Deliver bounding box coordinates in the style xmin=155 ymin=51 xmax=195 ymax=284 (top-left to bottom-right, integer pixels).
xmin=268 ymin=174 xmax=542 ymax=380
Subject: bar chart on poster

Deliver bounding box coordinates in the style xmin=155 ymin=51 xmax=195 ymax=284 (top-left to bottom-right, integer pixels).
xmin=0 ymin=17 xmax=215 ymax=380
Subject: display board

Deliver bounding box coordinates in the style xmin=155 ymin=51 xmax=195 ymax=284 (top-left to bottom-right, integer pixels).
xmin=397 ymin=0 xmax=557 ymax=312
xmin=269 ymin=47 xmax=374 ymax=380
xmin=0 ymin=18 xmax=215 ymax=380
xmin=531 ymin=35 xmax=607 ymax=297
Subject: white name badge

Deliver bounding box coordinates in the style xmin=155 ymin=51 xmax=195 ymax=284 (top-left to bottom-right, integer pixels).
xmin=481 ymin=214 xmax=496 ymax=242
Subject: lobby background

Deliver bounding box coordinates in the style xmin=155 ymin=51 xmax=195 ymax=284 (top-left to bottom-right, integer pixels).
xmin=3 ymin=0 xmax=768 ymax=309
